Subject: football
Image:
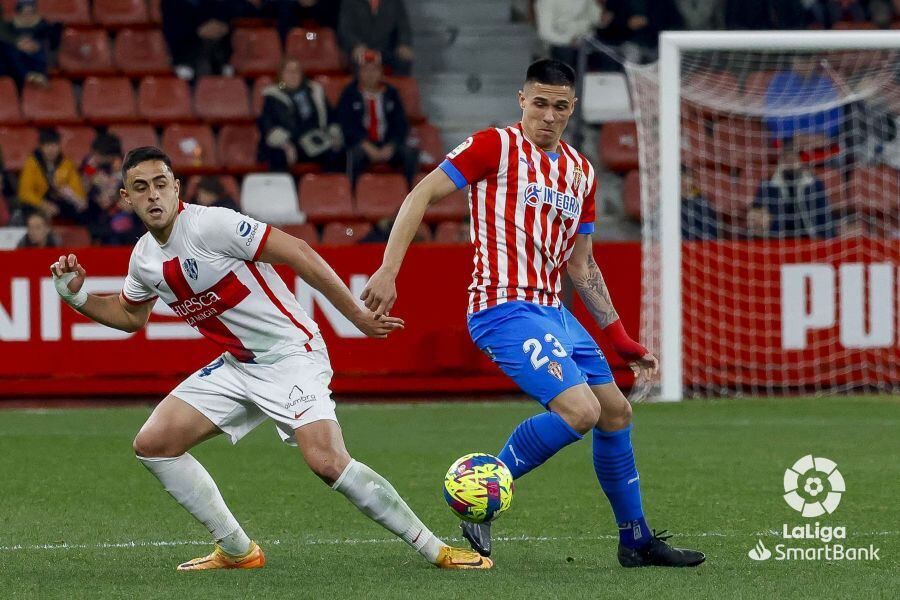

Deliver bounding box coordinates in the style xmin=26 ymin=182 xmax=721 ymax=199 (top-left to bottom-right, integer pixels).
xmin=443 ymin=453 xmax=514 ymax=523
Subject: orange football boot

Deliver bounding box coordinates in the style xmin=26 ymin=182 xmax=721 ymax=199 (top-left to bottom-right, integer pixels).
xmin=435 ymin=546 xmax=494 ymax=570
xmin=176 ymin=541 xmax=266 ymax=571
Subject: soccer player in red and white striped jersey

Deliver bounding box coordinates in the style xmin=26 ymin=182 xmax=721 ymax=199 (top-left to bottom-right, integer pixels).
xmin=363 ymin=60 xmax=704 ymax=568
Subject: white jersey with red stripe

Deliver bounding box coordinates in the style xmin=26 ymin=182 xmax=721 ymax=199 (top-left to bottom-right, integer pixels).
xmin=439 ymin=122 xmax=597 ymax=314
xmin=122 ymin=203 xmax=321 ymax=363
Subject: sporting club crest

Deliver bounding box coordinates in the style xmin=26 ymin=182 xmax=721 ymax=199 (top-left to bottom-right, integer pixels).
xmin=572 ymin=164 xmax=584 ymax=191
xmin=547 ymin=361 xmax=563 ymax=381
xmin=182 ymin=258 xmax=199 ymax=280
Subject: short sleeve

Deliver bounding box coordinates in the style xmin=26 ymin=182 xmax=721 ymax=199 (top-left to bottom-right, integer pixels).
xmin=198 ymin=207 xmax=271 ymax=261
xmin=578 ymin=175 xmax=597 ymax=235
xmin=121 ymin=246 xmax=157 ymax=305
xmin=439 ymin=128 xmax=501 ymax=189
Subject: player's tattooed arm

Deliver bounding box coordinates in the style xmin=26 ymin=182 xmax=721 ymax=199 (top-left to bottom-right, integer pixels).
xmin=571 ymin=254 xmax=620 ymax=328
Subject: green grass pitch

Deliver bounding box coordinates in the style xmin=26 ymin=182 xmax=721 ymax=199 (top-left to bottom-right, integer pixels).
xmin=1 ymin=396 xmax=897 ymax=599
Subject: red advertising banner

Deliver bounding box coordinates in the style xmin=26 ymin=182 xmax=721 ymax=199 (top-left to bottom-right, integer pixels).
xmin=0 ymin=244 xmax=641 ymax=397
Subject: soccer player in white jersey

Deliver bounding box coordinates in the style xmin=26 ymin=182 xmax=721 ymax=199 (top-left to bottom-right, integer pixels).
xmin=362 ymin=60 xmax=705 ymax=568
xmin=49 ymin=147 xmax=491 ymax=571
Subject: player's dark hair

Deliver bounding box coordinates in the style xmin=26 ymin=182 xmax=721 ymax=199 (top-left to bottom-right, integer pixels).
xmin=525 ymin=59 xmax=576 ymax=88
xmin=121 ymin=146 xmax=172 ymax=182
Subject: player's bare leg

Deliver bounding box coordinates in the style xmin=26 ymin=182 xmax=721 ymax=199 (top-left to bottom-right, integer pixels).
xmin=295 ymin=419 xmax=491 ymax=569
xmin=133 ymin=395 xmax=264 ymax=571
xmin=590 ymin=383 xmax=704 ymax=567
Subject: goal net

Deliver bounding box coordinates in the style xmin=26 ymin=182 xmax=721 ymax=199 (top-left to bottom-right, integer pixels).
xmin=623 ymin=32 xmax=900 ymax=399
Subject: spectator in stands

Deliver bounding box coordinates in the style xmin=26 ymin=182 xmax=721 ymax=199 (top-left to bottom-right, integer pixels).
xmin=535 ymin=0 xmax=602 ymax=67
xmin=0 ymin=0 xmax=59 ymax=87
xmin=747 ymin=142 xmax=836 ymax=239
xmin=265 ymin=0 xmax=341 ymax=40
xmin=337 ymin=50 xmax=418 ymax=186
xmin=258 ymin=58 xmax=344 ymax=172
xmin=680 ymin=166 xmax=719 ymax=240
xmin=593 ymin=0 xmax=686 ymax=62
xmin=725 ymin=0 xmax=808 ymax=29
xmin=18 ymin=128 xmax=86 ymax=221
xmin=79 ymin=133 xmax=141 ymax=246
xmin=161 ymin=0 xmax=260 ymax=79
xmin=193 ymin=175 xmax=239 ymax=210
xmin=16 ymin=211 xmax=59 ymax=248
xmin=810 ymin=0 xmax=868 ymax=26
xmin=338 ymin=0 xmax=414 ymax=76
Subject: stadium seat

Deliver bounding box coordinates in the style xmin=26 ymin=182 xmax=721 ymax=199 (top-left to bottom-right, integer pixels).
xmin=683 ymin=70 xmax=740 ymax=118
xmin=599 ymin=121 xmax=639 ymax=172
xmin=36 ymin=0 xmax=91 ymax=26
xmin=681 ymin=117 xmax=712 ymax=167
xmin=832 ymin=21 xmax=879 ymax=30
xmin=252 ymin=76 xmax=275 ymax=116
xmin=711 ymin=117 xmax=774 ymax=168
xmin=108 ymin=124 xmax=158 ymax=152
xmin=851 ymin=166 xmax=900 ymax=215
xmin=410 ymin=123 xmax=444 ymax=169
xmin=56 ymin=225 xmax=92 ymax=248
xmin=313 ymin=74 xmax=352 ymax=107
xmin=622 ymin=169 xmax=641 ymax=221
xmin=194 ymin=76 xmax=251 ymax=122
xmin=138 ymin=77 xmax=194 ymax=122
xmin=0 ymin=192 xmax=9 ymax=226
xmin=0 ymin=77 xmax=23 ymax=124
xmin=0 ymin=126 xmax=37 ymax=170
xmin=432 ymin=221 xmax=469 ymax=243
xmin=299 ymin=173 xmax=355 ymax=223
xmin=58 ymin=126 xmax=95 ymax=165
xmin=21 ymin=79 xmax=78 ymax=125
xmin=815 ymin=167 xmax=850 ymax=213
xmin=81 ymin=77 xmax=137 ymax=124
xmin=385 ymin=76 xmax=425 ymax=123
xmin=285 ymin=27 xmax=342 ymax=74
xmin=148 ymin=0 xmax=161 ymax=24
xmin=694 ymin=167 xmax=756 ymax=216
xmin=92 ymin=0 xmax=150 ymax=27
xmin=114 ymin=29 xmax=172 ymax=76
xmin=280 ymin=223 xmax=319 ymax=245
xmin=231 ymin=28 xmax=282 ymax=77
xmin=355 ymin=173 xmax=408 ymax=221
xmin=743 ymin=70 xmax=777 ymax=98
xmin=217 ymin=124 xmax=260 ymax=170
xmin=58 ymin=28 xmax=115 ymax=76
xmin=321 ymin=222 xmax=372 ymax=245
xmin=183 ymin=174 xmax=240 ymax=204
xmin=0 ymin=0 xmax=12 ymax=18
xmin=240 ymin=173 xmax=304 ymax=224
xmin=161 ymin=124 xmax=219 ymax=170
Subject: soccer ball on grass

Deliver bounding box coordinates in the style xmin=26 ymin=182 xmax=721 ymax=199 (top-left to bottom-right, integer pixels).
xmin=443 ymin=453 xmax=514 ymax=523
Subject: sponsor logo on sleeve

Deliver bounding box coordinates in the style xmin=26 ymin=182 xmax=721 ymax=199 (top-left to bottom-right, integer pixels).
xmin=236 ymin=221 xmax=252 ymax=237
xmin=447 ymin=136 xmax=473 ymax=159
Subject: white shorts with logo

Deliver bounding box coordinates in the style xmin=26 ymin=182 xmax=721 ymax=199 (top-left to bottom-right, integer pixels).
xmin=171 ymin=347 xmax=337 ymax=446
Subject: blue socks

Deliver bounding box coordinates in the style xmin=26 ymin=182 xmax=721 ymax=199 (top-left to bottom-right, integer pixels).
xmin=592 ymin=425 xmax=651 ymax=548
xmin=497 ymin=411 xmax=583 ymax=479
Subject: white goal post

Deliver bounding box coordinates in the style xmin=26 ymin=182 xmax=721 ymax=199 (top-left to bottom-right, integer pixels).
xmin=636 ymin=31 xmax=900 ymax=401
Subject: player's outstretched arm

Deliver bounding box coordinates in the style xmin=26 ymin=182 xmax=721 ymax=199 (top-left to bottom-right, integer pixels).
xmin=566 ymin=235 xmax=659 ymax=379
xmin=50 ymin=254 xmax=154 ymax=333
xmin=257 ymin=227 xmax=404 ymax=339
xmin=361 ymin=168 xmax=459 ymax=318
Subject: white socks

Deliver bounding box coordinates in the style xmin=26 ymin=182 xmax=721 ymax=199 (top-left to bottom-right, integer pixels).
xmin=137 ymin=453 xmax=252 ymax=556
xmin=333 ymin=459 xmax=444 ymax=563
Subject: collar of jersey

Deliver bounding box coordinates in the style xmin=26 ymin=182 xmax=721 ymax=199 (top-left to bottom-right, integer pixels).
xmin=516 ymin=122 xmax=561 ymax=161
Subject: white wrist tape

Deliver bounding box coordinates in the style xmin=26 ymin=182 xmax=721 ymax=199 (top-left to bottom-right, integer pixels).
xmin=52 ymin=270 xmax=88 ymax=308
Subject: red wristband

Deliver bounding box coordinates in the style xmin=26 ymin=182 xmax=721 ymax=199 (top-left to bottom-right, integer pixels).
xmin=602 ymin=319 xmax=648 ymax=361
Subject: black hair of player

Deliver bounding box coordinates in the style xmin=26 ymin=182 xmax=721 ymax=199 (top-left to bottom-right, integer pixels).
xmin=525 ymin=59 xmax=576 ymax=88
xmin=121 ymin=146 xmax=172 ymax=182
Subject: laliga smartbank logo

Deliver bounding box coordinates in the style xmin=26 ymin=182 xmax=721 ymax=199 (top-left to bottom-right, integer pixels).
xmin=748 ymin=455 xmax=880 ymax=562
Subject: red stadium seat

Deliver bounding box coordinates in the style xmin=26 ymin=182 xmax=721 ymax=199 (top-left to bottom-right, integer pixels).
xmin=183 ymin=174 xmax=241 ymax=204
xmin=58 ymin=126 xmax=95 ymax=165
xmin=355 ymin=173 xmax=408 ymax=221
xmin=712 ymin=117 xmax=774 ymax=168
xmin=114 ymin=29 xmax=172 ymax=76
xmin=432 ymin=221 xmax=469 ymax=243
xmin=148 ymin=0 xmax=161 ymax=24
xmin=280 ymin=223 xmax=319 ymax=245
xmin=321 ymin=222 xmax=372 ymax=245
xmin=851 ymin=165 xmax=900 ymax=215
xmin=385 ymin=76 xmax=425 ymax=123
xmin=194 ymin=76 xmax=251 ymax=122
xmin=0 ymin=77 xmax=23 ymax=124
xmin=299 ymin=173 xmax=355 ymax=222
xmin=285 ymin=27 xmax=342 ymax=74
xmin=0 ymin=0 xmax=13 ymax=19
xmin=81 ymin=77 xmax=137 ymax=123
xmin=599 ymin=121 xmax=639 ymax=172
xmin=815 ymin=167 xmax=850 ymax=213
xmin=622 ymin=169 xmax=641 ymax=221
xmin=683 ymin=70 xmax=740 ymax=119
xmin=313 ymin=74 xmax=352 ymax=107
xmin=21 ymin=79 xmax=78 ymax=125
xmin=218 ymin=124 xmax=260 ymax=170
xmin=92 ymin=0 xmax=150 ymax=27
xmin=743 ymin=70 xmax=777 ymax=98
xmin=832 ymin=20 xmax=879 ymax=30
xmin=0 ymin=126 xmax=38 ymax=170
xmin=108 ymin=124 xmax=159 ymax=152
xmin=138 ymin=77 xmax=193 ymax=122
xmin=695 ymin=167 xmax=756 ymax=216
xmin=58 ymin=28 xmax=115 ymax=76
xmin=0 ymin=192 xmax=9 ymax=226
xmin=56 ymin=225 xmax=92 ymax=248
xmin=162 ymin=124 xmax=219 ymax=170
xmin=231 ymin=28 xmax=282 ymax=77
xmin=37 ymin=0 xmax=91 ymax=26
xmin=410 ymin=122 xmax=444 ymax=169
xmin=252 ymin=76 xmax=274 ymax=116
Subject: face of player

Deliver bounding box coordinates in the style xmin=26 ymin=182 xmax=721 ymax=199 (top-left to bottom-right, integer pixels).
xmin=120 ymin=159 xmax=181 ymax=241
xmin=518 ymin=82 xmax=576 ymax=152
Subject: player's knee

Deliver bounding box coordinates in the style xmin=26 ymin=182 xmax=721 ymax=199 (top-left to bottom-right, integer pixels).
xmin=132 ymin=429 xmax=181 ymax=458
xmin=557 ymin=401 xmax=602 ymax=434
xmin=597 ymin=396 xmax=632 ymax=431
xmin=305 ymin=448 xmax=352 ymax=485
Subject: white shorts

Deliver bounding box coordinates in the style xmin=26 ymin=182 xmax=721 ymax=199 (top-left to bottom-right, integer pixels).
xmin=171 ymin=347 xmax=337 ymax=446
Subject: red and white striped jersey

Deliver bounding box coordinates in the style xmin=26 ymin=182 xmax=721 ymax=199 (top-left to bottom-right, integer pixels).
xmin=440 ymin=123 xmax=597 ymax=314
xmin=122 ymin=203 xmax=321 ymax=362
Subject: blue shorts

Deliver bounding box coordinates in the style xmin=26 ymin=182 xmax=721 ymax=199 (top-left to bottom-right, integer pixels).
xmin=467 ymin=301 xmax=614 ymax=406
